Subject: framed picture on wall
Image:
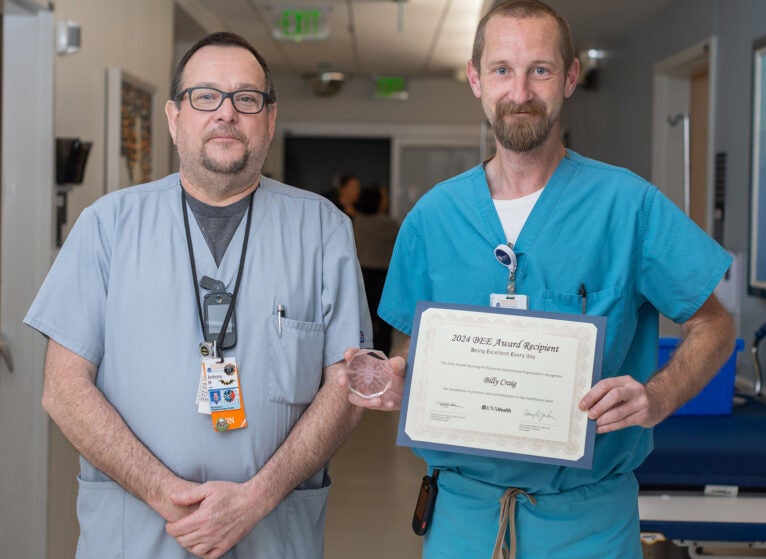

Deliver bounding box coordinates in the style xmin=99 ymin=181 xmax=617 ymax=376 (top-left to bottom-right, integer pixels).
xmin=105 ymin=68 xmax=155 ymax=193
xmin=750 ymin=36 xmax=766 ymax=296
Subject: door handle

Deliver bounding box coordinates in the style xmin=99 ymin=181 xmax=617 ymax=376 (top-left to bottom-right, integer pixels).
xmin=667 ymin=113 xmax=691 ymax=216
xmin=0 ymin=333 xmax=15 ymax=373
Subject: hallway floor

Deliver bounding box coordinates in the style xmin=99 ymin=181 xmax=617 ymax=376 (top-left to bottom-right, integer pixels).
xmin=325 ymin=410 xmax=426 ymax=558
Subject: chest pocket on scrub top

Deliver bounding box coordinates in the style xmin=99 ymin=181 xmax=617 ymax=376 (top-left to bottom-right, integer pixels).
xmin=542 ymin=285 xmax=626 ymax=374
xmin=267 ymin=315 xmax=325 ymax=405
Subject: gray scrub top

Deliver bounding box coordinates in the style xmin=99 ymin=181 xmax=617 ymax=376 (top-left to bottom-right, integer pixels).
xmin=25 ymin=174 xmax=373 ymax=558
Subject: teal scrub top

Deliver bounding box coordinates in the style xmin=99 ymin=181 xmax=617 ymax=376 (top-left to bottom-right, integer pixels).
xmin=379 ymin=150 xmax=732 ymax=495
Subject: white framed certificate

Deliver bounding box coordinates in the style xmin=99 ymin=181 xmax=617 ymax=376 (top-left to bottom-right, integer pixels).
xmin=396 ymin=302 xmax=606 ymax=469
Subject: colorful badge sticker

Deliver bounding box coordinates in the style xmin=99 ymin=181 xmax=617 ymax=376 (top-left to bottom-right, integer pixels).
xmin=202 ymin=357 xmax=247 ymax=432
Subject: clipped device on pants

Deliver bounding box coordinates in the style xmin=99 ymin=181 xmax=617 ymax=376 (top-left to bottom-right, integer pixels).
xmin=412 ymin=469 xmax=439 ymax=536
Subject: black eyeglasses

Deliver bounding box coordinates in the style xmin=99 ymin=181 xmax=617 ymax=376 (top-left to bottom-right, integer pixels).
xmin=177 ymin=87 xmax=271 ymax=114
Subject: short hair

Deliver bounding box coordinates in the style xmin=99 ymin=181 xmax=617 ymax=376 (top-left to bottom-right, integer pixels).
xmin=356 ymin=186 xmax=383 ymax=215
xmin=471 ymin=0 xmax=575 ymax=75
xmin=170 ymin=31 xmax=276 ymax=107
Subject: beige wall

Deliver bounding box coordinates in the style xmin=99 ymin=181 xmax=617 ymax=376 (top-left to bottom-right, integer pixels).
xmin=54 ymin=0 xmax=175 ymax=236
xmin=272 ymin=74 xmax=482 ymax=125
xmin=48 ymin=1 xmax=175 ymax=556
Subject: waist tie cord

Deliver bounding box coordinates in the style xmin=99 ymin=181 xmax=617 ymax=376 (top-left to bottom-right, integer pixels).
xmin=491 ymin=488 xmax=537 ymax=559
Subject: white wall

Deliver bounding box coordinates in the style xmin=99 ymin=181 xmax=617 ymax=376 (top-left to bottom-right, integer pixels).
xmin=54 ymin=0 xmax=175 ymax=236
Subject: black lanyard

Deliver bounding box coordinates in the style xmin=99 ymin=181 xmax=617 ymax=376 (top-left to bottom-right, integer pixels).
xmin=181 ymin=185 xmax=254 ymax=357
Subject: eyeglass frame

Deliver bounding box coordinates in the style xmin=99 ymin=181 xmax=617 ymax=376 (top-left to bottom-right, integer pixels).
xmin=175 ymin=86 xmax=274 ymax=114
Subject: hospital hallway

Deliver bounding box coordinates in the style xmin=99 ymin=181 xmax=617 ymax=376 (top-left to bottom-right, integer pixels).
xmin=325 ymin=409 xmax=425 ymax=558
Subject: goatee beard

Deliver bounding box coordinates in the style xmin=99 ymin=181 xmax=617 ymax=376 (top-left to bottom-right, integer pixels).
xmin=492 ymin=100 xmax=552 ymax=152
xmin=202 ymin=152 xmax=249 ymax=174
xmin=201 ymin=127 xmax=249 ymax=174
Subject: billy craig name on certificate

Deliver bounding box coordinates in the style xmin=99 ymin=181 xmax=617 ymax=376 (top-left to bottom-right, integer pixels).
xmin=397 ymin=302 xmax=605 ymax=469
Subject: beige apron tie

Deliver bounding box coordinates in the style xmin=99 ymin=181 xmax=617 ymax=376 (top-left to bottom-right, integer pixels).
xmin=491 ymin=487 xmax=537 ymax=559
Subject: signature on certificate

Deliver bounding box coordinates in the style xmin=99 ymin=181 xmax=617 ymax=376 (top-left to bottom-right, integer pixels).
xmin=523 ymin=409 xmax=556 ymax=423
xmin=435 ymin=401 xmax=464 ymax=409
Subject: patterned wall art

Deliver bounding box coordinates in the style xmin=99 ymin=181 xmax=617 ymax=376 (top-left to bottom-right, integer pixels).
xmin=106 ymin=68 xmax=155 ymax=192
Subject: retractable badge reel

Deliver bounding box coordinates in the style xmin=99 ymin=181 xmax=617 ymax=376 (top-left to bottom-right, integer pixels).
xmin=494 ymin=244 xmax=517 ymax=293
xmin=491 ymin=244 xmax=528 ymax=309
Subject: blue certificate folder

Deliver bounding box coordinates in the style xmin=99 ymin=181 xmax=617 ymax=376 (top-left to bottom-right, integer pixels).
xmin=396 ymin=301 xmax=606 ymax=470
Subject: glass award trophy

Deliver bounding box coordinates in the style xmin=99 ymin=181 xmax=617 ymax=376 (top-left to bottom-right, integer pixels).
xmin=346 ymin=349 xmax=393 ymax=398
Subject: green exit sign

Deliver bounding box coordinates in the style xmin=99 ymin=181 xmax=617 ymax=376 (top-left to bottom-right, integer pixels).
xmin=374 ymin=76 xmax=409 ymax=100
xmin=270 ymin=7 xmax=331 ymax=42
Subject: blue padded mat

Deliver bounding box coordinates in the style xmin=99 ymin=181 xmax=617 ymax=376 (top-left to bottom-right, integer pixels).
xmin=635 ymin=397 xmax=766 ymax=489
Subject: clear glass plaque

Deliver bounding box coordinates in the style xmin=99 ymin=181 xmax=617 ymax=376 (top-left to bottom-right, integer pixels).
xmin=346 ymin=349 xmax=393 ymax=399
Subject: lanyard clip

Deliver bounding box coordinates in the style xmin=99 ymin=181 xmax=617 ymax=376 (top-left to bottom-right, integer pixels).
xmin=507 ymin=270 xmax=516 ymax=295
xmin=494 ymin=244 xmax=518 ymax=295
xmin=212 ymin=340 xmax=223 ymax=363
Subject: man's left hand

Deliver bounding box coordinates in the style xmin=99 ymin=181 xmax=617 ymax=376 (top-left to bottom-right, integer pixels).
xmin=165 ymin=481 xmax=262 ymax=559
xmin=578 ymin=375 xmax=664 ymax=434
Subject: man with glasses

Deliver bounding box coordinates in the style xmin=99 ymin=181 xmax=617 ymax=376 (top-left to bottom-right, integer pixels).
xmin=25 ymin=32 xmax=372 ymax=559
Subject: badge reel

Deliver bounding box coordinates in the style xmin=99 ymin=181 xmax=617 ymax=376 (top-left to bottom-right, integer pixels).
xmin=490 ymin=244 xmax=528 ymax=309
xmin=346 ymin=349 xmax=393 ymax=399
xmin=200 ymin=276 xmax=236 ymax=355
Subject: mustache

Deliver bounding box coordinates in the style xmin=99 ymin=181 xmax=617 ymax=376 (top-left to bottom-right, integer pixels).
xmin=495 ymin=100 xmax=546 ymax=118
xmin=203 ymin=127 xmax=247 ymax=143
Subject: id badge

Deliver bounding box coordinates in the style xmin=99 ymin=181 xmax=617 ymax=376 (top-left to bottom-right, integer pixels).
xmin=489 ymin=293 xmax=529 ymax=309
xmin=200 ymin=357 xmax=247 ymax=432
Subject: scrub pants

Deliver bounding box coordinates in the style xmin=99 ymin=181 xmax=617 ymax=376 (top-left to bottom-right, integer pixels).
xmin=424 ymin=470 xmax=643 ymax=559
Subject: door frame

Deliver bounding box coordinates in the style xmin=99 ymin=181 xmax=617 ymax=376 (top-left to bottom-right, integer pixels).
xmin=0 ymin=1 xmax=55 ymax=557
xmin=276 ymin=121 xmax=479 ymax=219
xmin=651 ymin=36 xmax=718 ymax=233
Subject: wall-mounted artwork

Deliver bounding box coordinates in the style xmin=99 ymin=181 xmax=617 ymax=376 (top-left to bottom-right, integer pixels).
xmin=105 ymin=68 xmax=155 ymax=192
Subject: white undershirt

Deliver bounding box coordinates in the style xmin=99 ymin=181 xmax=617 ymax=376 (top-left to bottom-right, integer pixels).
xmin=492 ymin=189 xmax=544 ymax=245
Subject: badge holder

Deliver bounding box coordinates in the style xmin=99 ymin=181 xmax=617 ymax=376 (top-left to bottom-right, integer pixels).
xmin=200 ymin=355 xmax=247 ymax=432
xmin=490 ymin=244 xmax=528 ymax=309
